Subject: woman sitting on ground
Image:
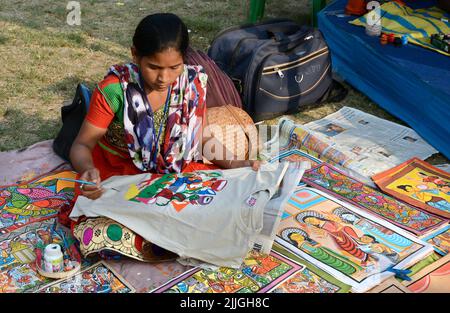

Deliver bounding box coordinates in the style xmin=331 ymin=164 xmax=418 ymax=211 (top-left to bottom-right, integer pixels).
xmin=70 ymin=13 xmax=259 ymax=200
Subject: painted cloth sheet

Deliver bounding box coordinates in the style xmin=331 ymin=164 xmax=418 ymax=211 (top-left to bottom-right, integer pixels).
xmin=318 ymin=0 xmax=450 ymax=159
xmin=350 ymin=2 xmax=450 ymax=56
xmin=304 ymin=107 xmax=438 ymax=177
xmin=73 ymin=216 xmax=178 ymax=263
xmin=372 ymin=157 xmax=450 ymax=219
xmin=70 ymin=163 xmax=301 ymax=268
xmin=302 ymin=163 xmax=446 ymax=235
xmin=274 ymin=186 xmax=434 ymax=293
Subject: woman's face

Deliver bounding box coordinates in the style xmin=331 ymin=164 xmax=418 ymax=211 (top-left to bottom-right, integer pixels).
xmin=290 ymin=233 xmax=305 ymax=244
xmin=134 ymin=47 xmax=184 ymax=92
xmin=304 ymin=217 xmax=321 ymax=226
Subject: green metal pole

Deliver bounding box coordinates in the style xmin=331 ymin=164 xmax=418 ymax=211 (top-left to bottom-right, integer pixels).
xmin=248 ymin=0 xmax=266 ymax=23
xmin=312 ymin=0 xmax=327 ymax=27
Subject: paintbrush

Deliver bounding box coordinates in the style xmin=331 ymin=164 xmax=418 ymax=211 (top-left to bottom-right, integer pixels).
xmin=57 ymin=177 xmax=120 ymax=192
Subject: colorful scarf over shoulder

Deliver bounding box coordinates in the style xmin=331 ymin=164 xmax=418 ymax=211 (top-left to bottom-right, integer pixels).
xmin=107 ymin=63 xmax=207 ymax=174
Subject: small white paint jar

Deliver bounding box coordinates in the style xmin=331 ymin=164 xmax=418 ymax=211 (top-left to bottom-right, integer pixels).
xmin=43 ymin=244 xmax=64 ymax=273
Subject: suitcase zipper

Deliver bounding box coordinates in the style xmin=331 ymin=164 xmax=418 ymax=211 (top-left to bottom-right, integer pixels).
xmin=259 ymin=63 xmax=331 ymax=99
xmin=262 ymin=47 xmax=329 ymax=75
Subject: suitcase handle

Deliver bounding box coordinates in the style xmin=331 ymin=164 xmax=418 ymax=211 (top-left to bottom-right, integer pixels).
xmin=277 ymin=29 xmax=312 ymax=51
xmin=267 ymin=30 xmax=288 ymax=42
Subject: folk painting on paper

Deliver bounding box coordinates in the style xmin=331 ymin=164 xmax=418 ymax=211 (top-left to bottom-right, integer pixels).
xmin=404 ymin=254 xmax=450 ymax=293
xmin=275 ymin=187 xmax=433 ymax=292
xmin=37 ymin=261 xmax=135 ymax=293
xmin=302 ymin=163 xmax=445 ymax=235
xmin=421 ymin=224 xmax=450 ymax=256
xmin=0 ymin=170 xmax=76 ymax=235
xmin=372 ymin=158 xmax=450 ymax=219
xmin=151 ymin=250 xmax=304 ymax=293
xmin=0 ymin=219 xmax=77 ymax=293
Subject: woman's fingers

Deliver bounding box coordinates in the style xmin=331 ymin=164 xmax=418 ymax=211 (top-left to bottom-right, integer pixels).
xmin=250 ymin=160 xmax=266 ymax=171
xmin=81 ymin=168 xmax=101 ymax=186
xmin=81 ymin=184 xmax=104 ymax=200
xmin=251 ymin=160 xmax=260 ymax=171
xmin=79 ymin=168 xmax=103 ymax=199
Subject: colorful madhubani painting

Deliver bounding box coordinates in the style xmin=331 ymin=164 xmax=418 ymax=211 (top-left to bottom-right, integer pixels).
xmin=372 ymin=158 xmax=450 ymax=219
xmin=125 ymin=171 xmax=227 ymax=212
xmin=421 ymin=224 xmax=450 ymax=256
xmin=37 ymin=261 xmax=135 ymax=293
xmin=0 ymin=219 xmax=81 ymax=293
xmin=275 ymin=187 xmax=433 ymax=292
xmin=302 ymin=163 xmax=445 ymax=235
xmin=0 ymin=170 xmax=76 ymax=235
xmin=405 ymin=255 xmax=450 ymax=293
xmin=151 ymin=250 xmax=304 ymax=293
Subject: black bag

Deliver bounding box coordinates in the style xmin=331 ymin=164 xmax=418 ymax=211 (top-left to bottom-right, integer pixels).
xmin=208 ymin=19 xmax=340 ymax=122
xmin=52 ymin=83 xmax=91 ymax=162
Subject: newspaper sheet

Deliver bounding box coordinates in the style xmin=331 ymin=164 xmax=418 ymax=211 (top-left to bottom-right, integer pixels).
xmin=304 ymin=106 xmax=438 ymax=177
xmin=253 ymin=161 xmax=311 ymax=254
xmin=435 ymin=163 xmax=450 ymax=173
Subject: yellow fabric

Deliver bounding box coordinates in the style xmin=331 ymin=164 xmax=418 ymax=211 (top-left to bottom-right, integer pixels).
xmin=350 ymin=2 xmax=450 ymax=56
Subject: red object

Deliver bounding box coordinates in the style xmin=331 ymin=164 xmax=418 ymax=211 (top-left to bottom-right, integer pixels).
xmin=345 ymin=0 xmax=368 ymax=16
xmin=388 ymin=33 xmax=396 ymax=43
xmin=380 ymin=34 xmax=388 ymax=45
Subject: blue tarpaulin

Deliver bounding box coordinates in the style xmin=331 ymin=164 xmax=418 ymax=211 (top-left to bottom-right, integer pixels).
xmin=318 ymin=0 xmax=450 ymax=159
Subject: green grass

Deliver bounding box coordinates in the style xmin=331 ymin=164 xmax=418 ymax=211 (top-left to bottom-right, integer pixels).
xmin=0 ymin=0 xmax=447 ymax=164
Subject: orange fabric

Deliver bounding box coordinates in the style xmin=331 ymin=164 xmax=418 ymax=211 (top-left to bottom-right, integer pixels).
xmin=91 ymin=139 xmax=219 ymax=182
xmin=92 ymin=142 xmax=141 ymax=181
xmin=85 ymin=87 xmax=116 ymax=129
xmin=345 ymin=0 xmax=368 ymax=16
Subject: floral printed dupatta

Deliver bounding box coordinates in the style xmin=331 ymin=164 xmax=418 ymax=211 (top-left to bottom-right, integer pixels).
xmin=108 ymin=63 xmax=207 ymax=174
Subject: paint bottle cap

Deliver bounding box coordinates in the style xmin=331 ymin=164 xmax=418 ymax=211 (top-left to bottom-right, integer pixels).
xmin=44 ymin=244 xmax=62 ymax=257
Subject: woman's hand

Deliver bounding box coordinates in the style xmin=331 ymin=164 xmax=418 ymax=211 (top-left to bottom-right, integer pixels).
xmin=249 ymin=160 xmax=262 ymax=171
xmin=79 ymin=168 xmax=104 ymax=200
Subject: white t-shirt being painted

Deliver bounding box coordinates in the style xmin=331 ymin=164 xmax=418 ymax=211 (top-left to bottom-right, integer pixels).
xmin=70 ymin=162 xmax=303 ymax=268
